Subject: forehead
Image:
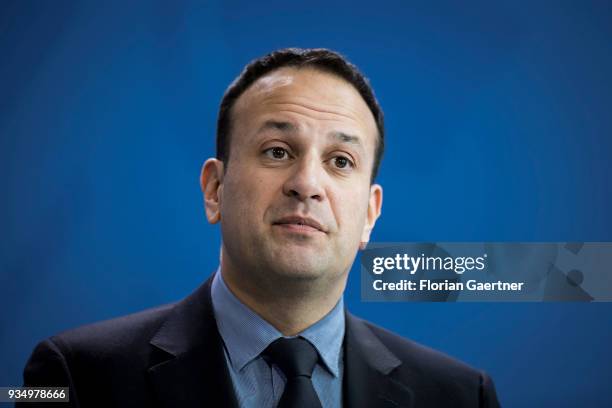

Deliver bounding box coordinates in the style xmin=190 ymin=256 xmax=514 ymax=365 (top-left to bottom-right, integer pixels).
xmin=231 ymin=67 xmax=378 ymax=147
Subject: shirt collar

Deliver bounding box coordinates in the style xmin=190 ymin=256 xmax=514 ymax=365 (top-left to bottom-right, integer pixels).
xmin=211 ymin=269 xmax=345 ymax=377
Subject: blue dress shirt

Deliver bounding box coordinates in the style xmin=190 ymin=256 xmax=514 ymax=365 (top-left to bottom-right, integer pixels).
xmin=211 ymin=270 xmax=345 ymax=408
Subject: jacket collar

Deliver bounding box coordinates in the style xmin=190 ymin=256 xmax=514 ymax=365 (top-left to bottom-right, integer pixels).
xmin=147 ymin=275 xmax=239 ymax=408
xmin=344 ymin=312 xmax=415 ymax=408
xmin=146 ymin=274 xmax=414 ymax=408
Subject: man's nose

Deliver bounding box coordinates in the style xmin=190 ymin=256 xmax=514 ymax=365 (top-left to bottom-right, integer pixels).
xmin=282 ymin=155 xmax=326 ymax=202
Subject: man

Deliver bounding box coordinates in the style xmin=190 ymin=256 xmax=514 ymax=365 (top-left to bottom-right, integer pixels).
xmin=21 ymin=48 xmax=500 ymax=407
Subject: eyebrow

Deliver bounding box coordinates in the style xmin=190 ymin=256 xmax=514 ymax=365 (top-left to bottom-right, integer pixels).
xmin=257 ymin=120 xmax=364 ymax=151
xmin=329 ymin=131 xmax=361 ymax=147
xmin=257 ymin=120 xmax=297 ymax=134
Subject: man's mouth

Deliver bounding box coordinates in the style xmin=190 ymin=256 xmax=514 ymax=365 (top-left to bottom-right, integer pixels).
xmin=272 ymin=216 xmax=327 ymax=233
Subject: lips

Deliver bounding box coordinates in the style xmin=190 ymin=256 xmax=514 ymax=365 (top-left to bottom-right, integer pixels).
xmin=272 ymin=215 xmax=327 ymax=233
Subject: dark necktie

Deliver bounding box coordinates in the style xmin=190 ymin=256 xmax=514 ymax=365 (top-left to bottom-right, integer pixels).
xmin=263 ymin=337 xmax=323 ymax=408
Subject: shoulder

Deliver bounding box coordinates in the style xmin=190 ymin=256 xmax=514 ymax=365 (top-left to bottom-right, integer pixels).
xmin=27 ymin=301 xmax=177 ymax=378
xmin=26 ymin=276 xmax=216 ymax=378
xmin=20 ymin=302 xmax=184 ymax=406
xmin=348 ymin=314 xmax=500 ymax=407
xmin=359 ymin=317 xmax=481 ymax=378
xmin=52 ymin=302 xmax=176 ymax=355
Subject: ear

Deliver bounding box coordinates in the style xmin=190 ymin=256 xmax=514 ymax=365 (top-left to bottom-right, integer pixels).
xmin=360 ymin=184 xmax=383 ymax=249
xmin=200 ymin=158 xmax=225 ymax=224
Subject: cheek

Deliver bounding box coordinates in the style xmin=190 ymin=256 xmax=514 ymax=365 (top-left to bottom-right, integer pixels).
xmin=222 ymin=168 xmax=276 ymax=221
xmin=332 ymin=187 xmax=370 ymax=234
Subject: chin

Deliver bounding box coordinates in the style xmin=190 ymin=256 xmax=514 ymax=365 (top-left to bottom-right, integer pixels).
xmin=267 ymin=257 xmax=330 ymax=281
xmin=272 ymin=265 xmax=324 ymax=281
xmin=257 ymin=242 xmax=344 ymax=282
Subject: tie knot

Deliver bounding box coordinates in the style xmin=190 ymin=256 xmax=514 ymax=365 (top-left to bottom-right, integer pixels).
xmin=263 ymin=337 xmax=319 ymax=379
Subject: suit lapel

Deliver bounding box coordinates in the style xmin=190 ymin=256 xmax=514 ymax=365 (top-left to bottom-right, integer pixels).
xmin=344 ymin=312 xmax=414 ymax=408
xmin=145 ymin=277 xmax=414 ymax=408
xmin=147 ymin=276 xmax=238 ymax=408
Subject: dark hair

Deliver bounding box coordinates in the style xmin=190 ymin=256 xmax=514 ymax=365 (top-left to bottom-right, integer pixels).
xmin=216 ymin=48 xmax=385 ymax=182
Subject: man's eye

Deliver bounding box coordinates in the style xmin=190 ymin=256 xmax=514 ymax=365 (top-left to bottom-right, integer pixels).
xmin=264 ymin=147 xmax=289 ymax=160
xmin=332 ymin=156 xmax=353 ymax=169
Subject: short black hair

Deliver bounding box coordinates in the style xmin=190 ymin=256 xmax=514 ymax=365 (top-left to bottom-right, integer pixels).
xmin=216 ymin=48 xmax=385 ymax=182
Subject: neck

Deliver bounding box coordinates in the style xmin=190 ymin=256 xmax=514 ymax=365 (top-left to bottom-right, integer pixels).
xmin=219 ymin=254 xmax=346 ymax=336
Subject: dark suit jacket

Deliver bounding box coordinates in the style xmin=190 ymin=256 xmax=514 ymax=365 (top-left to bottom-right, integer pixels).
xmin=20 ymin=276 xmax=500 ymax=407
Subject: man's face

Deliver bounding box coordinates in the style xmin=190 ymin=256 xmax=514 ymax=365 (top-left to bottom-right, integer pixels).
xmin=207 ymin=67 xmax=382 ymax=285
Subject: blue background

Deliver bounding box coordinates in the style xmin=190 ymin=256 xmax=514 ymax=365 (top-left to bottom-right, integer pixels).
xmin=2 ymin=1 xmax=611 ymax=406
